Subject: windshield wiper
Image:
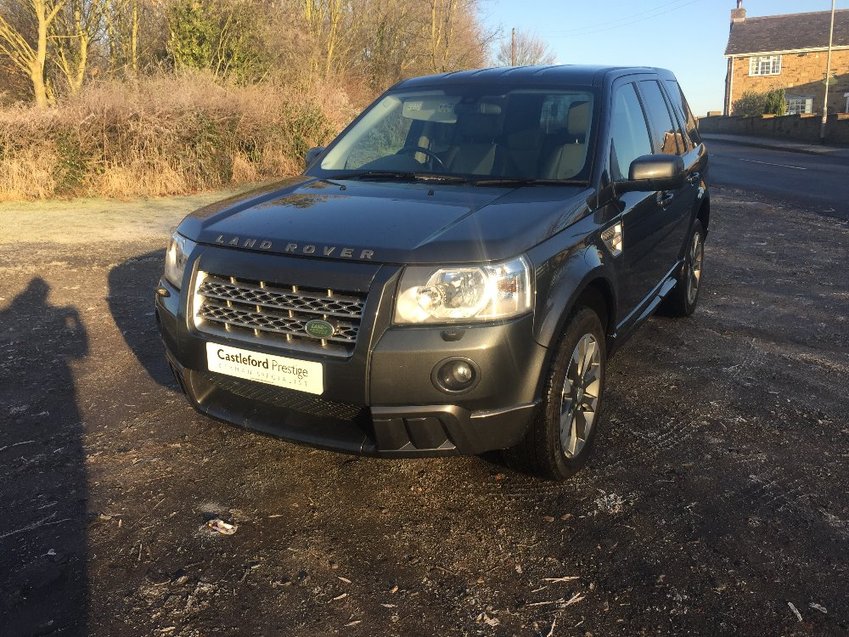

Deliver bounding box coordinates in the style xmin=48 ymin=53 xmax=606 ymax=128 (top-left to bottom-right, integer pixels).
xmin=470 ymin=177 xmax=587 ymax=187
xmin=328 ymin=171 xmax=470 ymax=184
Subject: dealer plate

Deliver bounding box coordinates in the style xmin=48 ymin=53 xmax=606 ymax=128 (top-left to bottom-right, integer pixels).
xmin=206 ymin=342 xmax=323 ymax=395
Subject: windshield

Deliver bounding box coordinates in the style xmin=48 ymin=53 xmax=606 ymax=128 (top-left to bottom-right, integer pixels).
xmin=317 ymin=87 xmax=597 ymax=183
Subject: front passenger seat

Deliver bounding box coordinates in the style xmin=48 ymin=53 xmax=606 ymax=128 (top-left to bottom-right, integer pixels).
xmin=542 ymin=101 xmax=591 ymax=180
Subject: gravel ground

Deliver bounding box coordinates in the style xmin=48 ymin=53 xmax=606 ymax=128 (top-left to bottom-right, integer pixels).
xmin=1 ymin=186 xmax=847 ymax=636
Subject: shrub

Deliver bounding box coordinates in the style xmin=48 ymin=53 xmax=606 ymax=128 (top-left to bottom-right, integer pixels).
xmin=732 ymin=91 xmax=767 ymax=117
xmin=732 ymin=89 xmax=787 ymax=117
xmin=763 ymin=89 xmax=787 ymax=116
xmin=0 ymin=71 xmax=355 ymax=200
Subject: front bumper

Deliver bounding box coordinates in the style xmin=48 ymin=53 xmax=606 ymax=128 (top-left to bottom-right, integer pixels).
xmin=155 ymin=249 xmax=546 ymax=457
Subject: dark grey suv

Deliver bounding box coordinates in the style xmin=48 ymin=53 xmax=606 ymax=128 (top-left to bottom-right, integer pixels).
xmin=155 ymin=65 xmax=709 ymax=480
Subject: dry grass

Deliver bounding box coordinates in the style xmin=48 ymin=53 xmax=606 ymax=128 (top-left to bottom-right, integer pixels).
xmin=0 ymin=72 xmax=356 ymax=201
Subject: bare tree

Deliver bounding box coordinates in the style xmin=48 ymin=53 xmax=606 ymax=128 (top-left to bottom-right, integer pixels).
xmin=419 ymin=0 xmax=489 ymax=74
xmin=426 ymin=0 xmax=455 ymax=73
xmin=0 ymin=0 xmax=494 ymax=104
xmin=107 ymin=0 xmax=138 ymax=74
xmin=353 ymin=0 xmax=417 ymax=90
xmin=0 ymin=0 xmax=67 ymax=106
xmin=54 ymin=0 xmax=105 ymax=94
xmin=104 ymin=0 xmax=168 ymax=77
xmin=494 ymin=28 xmax=555 ymax=67
xmin=322 ymin=0 xmax=342 ymax=78
xmin=301 ymin=0 xmax=351 ymax=80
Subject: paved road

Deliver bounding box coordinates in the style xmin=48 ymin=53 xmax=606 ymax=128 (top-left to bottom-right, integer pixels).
xmin=707 ymin=139 xmax=849 ymax=219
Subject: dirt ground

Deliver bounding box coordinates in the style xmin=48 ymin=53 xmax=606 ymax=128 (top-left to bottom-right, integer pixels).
xmin=1 ymin=186 xmax=847 ymax=636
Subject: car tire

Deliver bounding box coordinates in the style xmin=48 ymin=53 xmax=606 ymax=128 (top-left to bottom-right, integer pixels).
xmin=506 ymin=307 xmax=606 ymax=481
xmin=663 ymin=220 xmax=705 ymax=317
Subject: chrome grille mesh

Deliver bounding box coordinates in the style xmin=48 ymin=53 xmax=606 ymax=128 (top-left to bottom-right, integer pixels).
xmin=194 ymin=272 xmax=366 ymax=356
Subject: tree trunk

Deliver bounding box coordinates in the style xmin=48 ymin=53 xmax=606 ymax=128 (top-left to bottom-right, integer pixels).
xmin=70 ymin=32 xmax=88 ymax=93
xmin=324 ymin=0 xmax=341 ymax=78
xmin=32 ymin=1 xmax=50 ymax=108
xmin=68 ymin=4 xmax=89 ymax=94
xmin=130 ymin=0 xmax=138 ymax=75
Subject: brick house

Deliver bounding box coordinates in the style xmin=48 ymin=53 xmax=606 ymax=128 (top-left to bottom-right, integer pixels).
xmin=723 ymin=2 xmax=849 ymax=116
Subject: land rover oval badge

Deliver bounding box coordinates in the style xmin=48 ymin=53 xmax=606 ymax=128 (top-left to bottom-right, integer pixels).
xmin=305 ymin=319 xmax=335 ymax=339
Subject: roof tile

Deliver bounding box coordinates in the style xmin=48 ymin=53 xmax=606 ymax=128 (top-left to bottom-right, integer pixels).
xmin=726 ymin=9 xmax=849 ymax=56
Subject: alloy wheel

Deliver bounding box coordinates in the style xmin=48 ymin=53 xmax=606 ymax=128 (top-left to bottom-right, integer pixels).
xmin=559 ymin=333 xmax=601 ymax=459
xmin=686 ymin=231 xmax=704 ymax=305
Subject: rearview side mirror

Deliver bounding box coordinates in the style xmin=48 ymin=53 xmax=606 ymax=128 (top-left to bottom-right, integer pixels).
xmin=304 ymin=146 xmax=325 ymax=170
xmin=619 ymin=154 xmax=685 ymax=192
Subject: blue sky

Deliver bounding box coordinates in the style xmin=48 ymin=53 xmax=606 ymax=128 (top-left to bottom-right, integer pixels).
xmin=480 ymin=0 xmax=847 ymax=116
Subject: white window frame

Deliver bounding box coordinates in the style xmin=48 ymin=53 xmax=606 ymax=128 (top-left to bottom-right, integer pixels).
xmin=786 ymin=95 xmax=813 ymax=115
xmin=748 ymin=55 xmax=782 ymax=76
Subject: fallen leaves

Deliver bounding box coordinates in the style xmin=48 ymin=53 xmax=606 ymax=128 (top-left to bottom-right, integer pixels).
xmin=475 ymin=612 xmax=500 ymax=627
xmin=787 ymin=601 xmax=803 ymax=622
xmin=205 ymin=518 xmax=237 ymax=535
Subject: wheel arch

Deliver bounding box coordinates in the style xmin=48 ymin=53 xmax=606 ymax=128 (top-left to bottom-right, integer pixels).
xmin=533 ymin=253 xmax=617 ymax=351
xmin=575 ymin=278 xmax=615 ymax=341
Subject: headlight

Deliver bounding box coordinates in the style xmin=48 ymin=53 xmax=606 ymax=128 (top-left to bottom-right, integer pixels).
xmin=164 ymin=233 xmax=196 ymax=289
xmin=394 ymin=256 xmax=533 ymax=324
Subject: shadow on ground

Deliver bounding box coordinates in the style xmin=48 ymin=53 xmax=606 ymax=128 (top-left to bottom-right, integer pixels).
xmin=0 ymin=278 xmax=89 ymax=635
xmin=107 ymin=249 xmax=175 ymax=389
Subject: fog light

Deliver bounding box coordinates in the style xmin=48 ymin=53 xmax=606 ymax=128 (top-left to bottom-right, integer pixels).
xmin=433 ymin=358 xmax=479 ymax=393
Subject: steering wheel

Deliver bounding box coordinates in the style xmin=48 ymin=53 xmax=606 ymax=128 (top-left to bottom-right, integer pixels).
xmin=395 ymin=145 xmax=446 ymax=170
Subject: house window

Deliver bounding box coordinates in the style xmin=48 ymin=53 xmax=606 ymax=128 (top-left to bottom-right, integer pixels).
xmin=787 ymin=95 xmax=813 ymax=115
xmin=748 ymin=55 xmax=781 ymax=76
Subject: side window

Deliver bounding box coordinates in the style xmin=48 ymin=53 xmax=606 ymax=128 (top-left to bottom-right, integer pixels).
xmin=665 ymin=79 xmax=701 ymax=145
xmin=660 ymin=84 xmax=693 ymax=153
xmin=609 ymin=83 xmax=652 ymax=182
xmin=638 ymin=80 xmax=681 ymax=155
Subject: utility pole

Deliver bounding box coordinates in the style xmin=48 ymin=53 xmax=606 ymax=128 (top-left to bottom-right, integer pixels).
xmin=511 ymin=27 xmax=516 ymax=66
xmin=820 ymin=0 xmax=836 ymax=142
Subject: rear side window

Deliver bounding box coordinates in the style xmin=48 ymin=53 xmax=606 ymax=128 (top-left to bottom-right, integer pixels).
xmin=658 ymin=83 xmax=693 ymax=153
xmin=638 ymin=80 xmax=681 ymax=155
xmin=665 ymin=80 xmax=701 ymax=145
xmin=609 ymin=83 xmax=652 ymax=181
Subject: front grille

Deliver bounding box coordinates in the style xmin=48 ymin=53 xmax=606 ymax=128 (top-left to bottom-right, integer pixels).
xmin=204 ymin=372 xmax=367 ymax=421
xmin=194 ymin=272 xmax=366 ymax=356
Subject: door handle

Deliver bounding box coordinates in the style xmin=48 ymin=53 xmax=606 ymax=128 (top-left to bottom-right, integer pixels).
xmin=657 ymin=191 xmax=675 ymax=207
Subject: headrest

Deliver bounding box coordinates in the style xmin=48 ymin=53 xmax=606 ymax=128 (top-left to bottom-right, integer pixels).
xmin=567 ymin=101 xmax=591 ymax=137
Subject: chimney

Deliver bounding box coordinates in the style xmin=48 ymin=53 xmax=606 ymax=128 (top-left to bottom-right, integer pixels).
xmin=731 ymin=0 xmax=746 ymax=24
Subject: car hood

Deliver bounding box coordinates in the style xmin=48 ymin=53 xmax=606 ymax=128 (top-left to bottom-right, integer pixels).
xmin=178 ymin=177 xmax=593 ymax=264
